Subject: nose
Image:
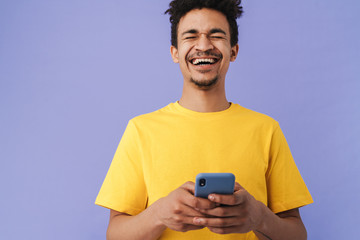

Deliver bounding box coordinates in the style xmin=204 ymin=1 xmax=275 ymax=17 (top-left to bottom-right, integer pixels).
xmin=195 ymin=33 xmax=214 ymax=52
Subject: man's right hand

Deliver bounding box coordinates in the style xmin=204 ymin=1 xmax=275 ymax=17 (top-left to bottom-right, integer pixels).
xmin=152 ymin=181 xmax=218 ymax=232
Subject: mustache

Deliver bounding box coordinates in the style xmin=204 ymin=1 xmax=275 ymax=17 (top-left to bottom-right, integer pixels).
xmin=187 ymin=50 xmax=222 ymax=61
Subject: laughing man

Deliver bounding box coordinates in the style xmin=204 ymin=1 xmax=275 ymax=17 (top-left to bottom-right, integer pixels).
xmin=96 ymin=1 xmax=313 ymax=239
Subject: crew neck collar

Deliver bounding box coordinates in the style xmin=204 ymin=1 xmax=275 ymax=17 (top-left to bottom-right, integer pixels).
xmin=171 ymin=101 xmax=237 ymax=118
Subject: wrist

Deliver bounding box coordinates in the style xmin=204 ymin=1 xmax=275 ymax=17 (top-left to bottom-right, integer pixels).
xmin=148 ymin=198 xmax=167 ymax=230
xmin=254 ymin=201 xmax=271 ymax=233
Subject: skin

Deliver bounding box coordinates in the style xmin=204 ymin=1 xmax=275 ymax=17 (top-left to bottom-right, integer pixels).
xmin=106 ymin=8 xmax=307 ymax=240
xmin=170 ymin=8 xmax=238 ymax=113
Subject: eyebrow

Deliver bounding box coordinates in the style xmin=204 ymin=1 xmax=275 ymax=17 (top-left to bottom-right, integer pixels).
xmin=181 ymin=29 xmax=198 ymax=36
xmin=181 ymin=28 xmax=227 ymax=36
xmin=209 ymin=28 xmax=226 ymax=35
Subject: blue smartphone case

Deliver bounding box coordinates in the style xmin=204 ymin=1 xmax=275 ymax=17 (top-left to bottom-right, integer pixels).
xmin=194 ymin=173 xmax=235 ymax=198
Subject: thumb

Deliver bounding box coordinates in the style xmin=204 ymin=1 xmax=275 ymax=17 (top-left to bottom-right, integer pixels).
xmin=234 ymin=182 xmax=243 ymax=192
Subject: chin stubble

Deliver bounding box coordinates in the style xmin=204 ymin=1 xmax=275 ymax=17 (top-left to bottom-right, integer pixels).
xmin=190 ymin=76 xmax=219 ymax=88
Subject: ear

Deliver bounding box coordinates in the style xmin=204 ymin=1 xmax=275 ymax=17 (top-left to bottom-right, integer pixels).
xmin=230 ymin=44 xmax=239 ymax=62
xmin=170 ymin=45 xmax=179 ymax=63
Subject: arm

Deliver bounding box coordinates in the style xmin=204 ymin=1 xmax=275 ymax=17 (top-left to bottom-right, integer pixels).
xmin=254 ymin=208 xmax=306 ymax=240
xmin=106 ymin=182 xmax=217 ymax=240
xmin=193 ymin=183 xmax=307 ymax=240
xmin=106 ymin=208 xmax=165 ymax=240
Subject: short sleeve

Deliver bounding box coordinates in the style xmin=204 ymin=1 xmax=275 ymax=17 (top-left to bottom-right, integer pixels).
xmin=95 ymin=120 xmax=148 ymax=215
xmin=266 ymin=125 xmax=313 ymax=213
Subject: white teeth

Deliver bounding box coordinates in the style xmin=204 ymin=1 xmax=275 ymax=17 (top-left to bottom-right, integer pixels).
xmin=192 ymin=58 xmax=216 ymax=65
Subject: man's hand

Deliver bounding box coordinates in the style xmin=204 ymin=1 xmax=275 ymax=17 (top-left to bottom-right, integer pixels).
xmin=153 ymin=181 xmax=218 ymax=232
xmin=191 ymin=182 xmax=265 ymax=234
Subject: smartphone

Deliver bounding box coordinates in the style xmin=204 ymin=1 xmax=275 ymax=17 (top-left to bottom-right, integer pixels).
xmin=194 ymin=173 xmax=235 ymax=198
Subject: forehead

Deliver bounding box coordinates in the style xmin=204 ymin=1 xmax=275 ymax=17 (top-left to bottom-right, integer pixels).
xmin=178 ymin=8 xmax=230 ymax=34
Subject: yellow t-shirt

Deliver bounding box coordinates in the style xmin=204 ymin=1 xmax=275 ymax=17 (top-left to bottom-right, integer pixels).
xmin=95 ymin=102 xmax=313 ymax=239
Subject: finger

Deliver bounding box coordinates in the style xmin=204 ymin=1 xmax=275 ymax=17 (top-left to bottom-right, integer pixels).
xmin=174 ymin=203 xmax=209 ymax=218
xmin=175 ymin=215 xmax=205 ymax=225
xmin=208 ymin=189 xmax=247 ymax=206
xmin=198 ymin=206 xmax=239 ymax=217
xmin=181 ymin=181 xmax=196 ymax=195
xmin=170 ymin=222 xmax=205 ymax=232
xmin=181 ymin=190 xmax=218 ymax=210
xmin=193 ymin=216 xmax=238 ymax=228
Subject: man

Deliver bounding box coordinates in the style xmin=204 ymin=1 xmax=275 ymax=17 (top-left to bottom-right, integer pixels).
xmin=95 ymin=0 xmax=313 ymax=239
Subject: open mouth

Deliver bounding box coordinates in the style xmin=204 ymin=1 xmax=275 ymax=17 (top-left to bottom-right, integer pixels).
xmin=189 ymin=57 xmax=221 ymax=67
xmin=187 ymin=51 xmax=222 ymax=67
xmin=190 ymin=58 xmax=220 ymax=66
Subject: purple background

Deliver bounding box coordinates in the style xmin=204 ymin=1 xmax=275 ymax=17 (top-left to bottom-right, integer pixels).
xmin=1 ymin=1 xmax=359 ymax=239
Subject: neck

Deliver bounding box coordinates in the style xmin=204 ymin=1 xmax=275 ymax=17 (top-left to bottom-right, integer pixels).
xmin=179 ymin=80 xmax=229 ymax=113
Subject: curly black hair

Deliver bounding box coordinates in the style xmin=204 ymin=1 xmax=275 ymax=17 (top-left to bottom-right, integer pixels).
xmin=165 ymin=0 xmax=243 ymax=48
